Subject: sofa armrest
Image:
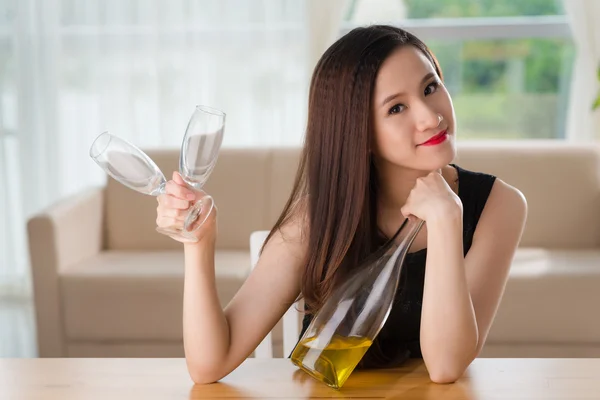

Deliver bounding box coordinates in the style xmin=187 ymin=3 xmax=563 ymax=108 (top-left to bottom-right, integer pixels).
xmin=27 ymin=186 xmax=105 ymax=356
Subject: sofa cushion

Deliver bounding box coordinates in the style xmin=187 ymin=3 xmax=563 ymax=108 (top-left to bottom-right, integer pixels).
xmin=59 ymin=247 xmax=600 ymax=352
xmin=455 ymin=142 xmax=600 ymax=248
xmin=105 ymin=148 xmax=273 ymax=250
xmin=60 ymin=250 xmax=250 ymax=341
xmin=487 ymin=248 xmax=600 ymax=344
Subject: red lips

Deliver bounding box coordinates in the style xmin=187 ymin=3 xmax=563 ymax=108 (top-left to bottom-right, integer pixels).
xmin=419 ymin=129 xmax=448 ymax=146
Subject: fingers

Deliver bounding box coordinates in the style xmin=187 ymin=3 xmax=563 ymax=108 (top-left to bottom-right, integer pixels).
xmin=155 ymin=215 xmax=180 ymax=229
xmin=173 ymin=171 xmax=186 ymax=186
xmin=157 ymin=194 xmax=190 ymax=210
xmin=157 ymin=205 xmax=187 ymax=221
xmin=154 ymin=172 xmax=217 ymax=244
xmin=166 ymin=179 xmax=196 ymax=201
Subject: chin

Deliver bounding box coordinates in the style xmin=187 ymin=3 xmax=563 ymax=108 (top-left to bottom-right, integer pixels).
xmin=415 ymin=141 xmax=456 ymax=171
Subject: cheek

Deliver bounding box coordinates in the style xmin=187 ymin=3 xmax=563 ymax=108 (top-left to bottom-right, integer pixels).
xmin=372 ymin=119 xmax=415 ymax=159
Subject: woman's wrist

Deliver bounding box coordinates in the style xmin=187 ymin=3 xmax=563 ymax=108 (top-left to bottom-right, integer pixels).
xmin=184 ymin=234 xmax=216 ymax=255
xmin=426 ymin=203 xmax=462 ymax=226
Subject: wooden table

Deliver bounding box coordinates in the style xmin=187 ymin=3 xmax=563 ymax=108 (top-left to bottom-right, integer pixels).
xmin=1 ymin=358 xmax=600 ymax=399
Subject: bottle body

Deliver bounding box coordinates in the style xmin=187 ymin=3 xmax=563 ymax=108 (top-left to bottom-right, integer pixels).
xmin=290 ymin=218 xmax=424 ymax=389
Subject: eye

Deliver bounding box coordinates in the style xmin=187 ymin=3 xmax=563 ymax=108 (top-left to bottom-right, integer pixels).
xmin=424 ymin=81 xmax=440 ymax=96
xmin=388 ymin=103 xmax=406 ymax=115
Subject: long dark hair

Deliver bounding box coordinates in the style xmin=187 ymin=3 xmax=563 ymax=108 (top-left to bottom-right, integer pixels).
xmin=264 ymin=25 xmax=443 ymax=315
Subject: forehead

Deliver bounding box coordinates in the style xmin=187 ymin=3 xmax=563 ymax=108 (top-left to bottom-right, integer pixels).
xmin=374 ymin=45 xmax=436 ymax=96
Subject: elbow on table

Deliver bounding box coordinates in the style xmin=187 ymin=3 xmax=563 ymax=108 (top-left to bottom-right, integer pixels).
xmin=424 ymin=343 xmax=479 ymax=384
xmin=428 ymin=366 xmax=465 ymax=384
xmin=426 ymin=356 xmax=474 ymax=384
xmin=187 ymin=362 xmax=226 ymax=385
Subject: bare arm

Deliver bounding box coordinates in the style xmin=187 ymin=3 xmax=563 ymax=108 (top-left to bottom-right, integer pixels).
xmin=157 ymin=172 xmax=307 ymax=384
xmin=420 ymin=179 xmax=527 ymax=383
xmin=183 ymin=221 xmax=306 ymax=383
xmin=419 ymin=209 xmax=478 ymax=383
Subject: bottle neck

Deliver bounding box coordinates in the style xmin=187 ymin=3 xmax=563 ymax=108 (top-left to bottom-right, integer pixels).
xmin=391 ymin=217 xmax=424 ymax=248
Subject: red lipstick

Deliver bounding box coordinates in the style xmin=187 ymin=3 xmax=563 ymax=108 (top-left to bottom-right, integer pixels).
xmin=420 ymin=129 xmax=448 ymax=146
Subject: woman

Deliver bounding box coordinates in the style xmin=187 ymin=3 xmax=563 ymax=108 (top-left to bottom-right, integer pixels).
xmin=156 ymin=25 xmax=527 ymax=384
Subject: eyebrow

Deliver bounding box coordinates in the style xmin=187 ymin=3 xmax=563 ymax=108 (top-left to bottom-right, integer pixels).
xmin=380 ymin=72 xmax=436 ymax=108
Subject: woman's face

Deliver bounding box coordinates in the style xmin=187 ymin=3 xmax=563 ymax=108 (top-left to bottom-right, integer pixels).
xmin=371 ymin=45 xmax=456 ymax=172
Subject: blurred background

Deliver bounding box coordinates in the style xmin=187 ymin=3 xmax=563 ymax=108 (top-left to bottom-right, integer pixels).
xmin=1 ymin=0 xmax=599 ymax=358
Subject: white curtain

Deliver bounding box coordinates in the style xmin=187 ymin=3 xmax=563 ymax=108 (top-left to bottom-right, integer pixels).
xmin=0 ymin=0 xmax=348 ymax=297
xmin=1 ymin=0 xmax=30 ymax=297
xmin=563 ymin=0 xmax=600 ymax=141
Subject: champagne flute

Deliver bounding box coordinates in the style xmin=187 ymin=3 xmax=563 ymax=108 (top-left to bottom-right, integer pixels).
xmin=89 ymin=131 xmax=184 ymax=239
xmin=177 ymin=105 xmax=225 ymax=238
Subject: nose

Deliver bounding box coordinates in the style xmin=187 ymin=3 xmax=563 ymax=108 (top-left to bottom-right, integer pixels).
xmin=413 ymin=102 xmax=442 ymax=132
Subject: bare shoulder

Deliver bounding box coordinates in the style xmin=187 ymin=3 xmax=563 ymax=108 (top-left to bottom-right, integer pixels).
xmin=475 ymin=177 xmax=528 ymax=241
xmin=488 ymin=178 xmax=527 ymax=217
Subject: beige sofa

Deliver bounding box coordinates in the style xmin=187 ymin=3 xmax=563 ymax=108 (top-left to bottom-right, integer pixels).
xmin=28 ymin=142 xmax=600 ymax=358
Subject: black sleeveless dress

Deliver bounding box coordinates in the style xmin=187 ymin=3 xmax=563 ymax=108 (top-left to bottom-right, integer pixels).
xmin=293 ymin=164 xmax=497 ymax=368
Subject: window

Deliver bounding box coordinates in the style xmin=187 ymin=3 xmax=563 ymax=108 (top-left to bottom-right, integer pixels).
xmin=402 ymin=0 xmax=565 ymax=18
xmin=345 ymin=0 xmax=573 ymax=139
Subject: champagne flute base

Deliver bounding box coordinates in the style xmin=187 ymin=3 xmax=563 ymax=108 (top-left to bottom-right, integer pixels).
xmin=183 ymin=195 xmax=214 ymax=234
